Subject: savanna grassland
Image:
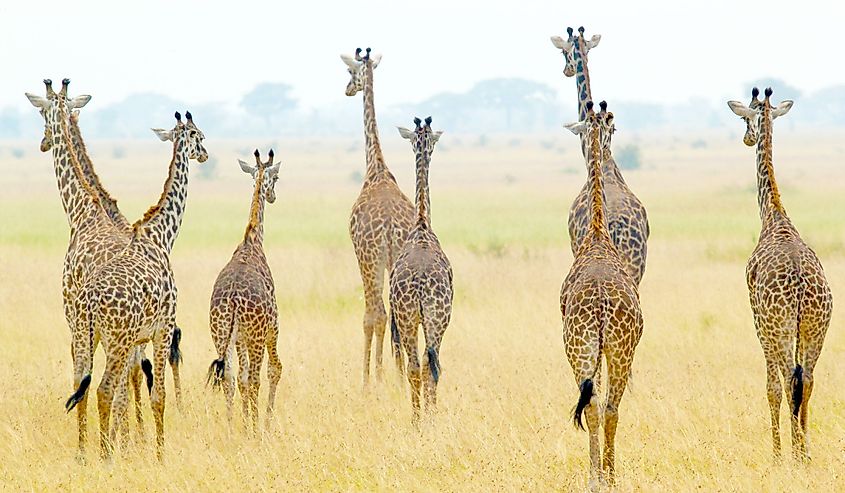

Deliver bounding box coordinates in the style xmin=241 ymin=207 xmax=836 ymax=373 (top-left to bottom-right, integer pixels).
xmin=1 ymin=130 xmax=844 ymax=491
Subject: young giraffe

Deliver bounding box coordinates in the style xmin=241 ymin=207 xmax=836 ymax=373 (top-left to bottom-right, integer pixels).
xmin=65 ymin=111 xmax=208 ymax=459
xmin=561 ymin=102 xmax=643 ymax=487
xmin=390 ymin=117 xmax=452 ymax=423
xmin=728 ymin=87 xmax=832 ymax=461
xmin=26 ymin=79 xmax=143 ymax=455
xmin=341 ymin=47 xmax=415 ymax=386
xmin=551 ymin=27 xmax=650 ymax=285
xmin=208 ymin=149 xmax=283 ymax=431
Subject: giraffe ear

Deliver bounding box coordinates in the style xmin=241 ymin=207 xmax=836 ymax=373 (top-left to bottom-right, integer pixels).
xmin=587 ymin=34 xmax=601 ymax=49
xmin=727 ymin=101 xmax=755 ymax=119
xmin=432 ymin=130 xmax=444 ymax=144
xmin=563 ymin=121 xmax=587 ymax=135
xmin=340 ymin=54 xmax=361 ymax=70
xmin=772 ymin=100 xmax=794 ymax=119
xmin=370 ymin=54 xmax=383 ymax=69
xmin=550 ymin=36 xmax=569 ymax=50
xmin=25 ymin=93 xmax=49 ymax=109
xmin=151 ymin=128 xmax=173 ymax=142
xmin=238 ymin=159 xmax=256 ymax=175
xmin=268 ymin=162 xmax=281 ymax=177
xmin=397 ymin=126 xmax=414 ymax=140
xmin=67 ymin=95 xmax=91 ymax=109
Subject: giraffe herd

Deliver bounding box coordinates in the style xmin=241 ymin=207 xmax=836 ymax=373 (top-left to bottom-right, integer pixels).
xmin=22 ymin=25 xmax=833 ymax=487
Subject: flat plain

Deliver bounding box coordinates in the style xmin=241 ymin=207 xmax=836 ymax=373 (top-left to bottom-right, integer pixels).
xmin=1 ymin=130 xmax=844 ymax=491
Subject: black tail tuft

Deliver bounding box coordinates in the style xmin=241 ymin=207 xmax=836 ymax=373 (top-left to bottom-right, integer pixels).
xmin=169 ymin=326 xmax=183 ymax=367
xmin=791 ymin=364 xmax=804 ymax=417
xmin=65 ymin=374 xmax=92 ymax=412
xmin=141 ymin=358 xmax=153 ymax=395
xmin=207 ymin=358 xmax=225 ymax=388
xmin=426 ymin=347 xmax=440 ymax=383
xmin=573 ymin=378 xmax=594 ymax=431
xmin=390 ymin=312 xmax=402 ymax=367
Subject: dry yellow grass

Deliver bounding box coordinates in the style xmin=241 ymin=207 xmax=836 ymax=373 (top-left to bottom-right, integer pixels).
xmin=1 ymin=133 xmax=844 ymax=491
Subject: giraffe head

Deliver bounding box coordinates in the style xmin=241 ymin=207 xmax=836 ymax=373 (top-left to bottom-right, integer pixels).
xmin=238 ymin=149 xmax=281 ymax=203
xmin=550 ymin=26 xmax=601 ymax=78
xmin=151 ymin=111 xmax=209 ymax=163
xmin=340 ymin=47 xmax=382 ymax=96
xmin=25 ymin=79 xmax=91 ymax=152
xmin=564 ymin=100 xmax=613 ymax=157
xmin=397 ymin=116 xmax=443 ymax=155
xmin=728 ymin=87 xmax=794 ymax=146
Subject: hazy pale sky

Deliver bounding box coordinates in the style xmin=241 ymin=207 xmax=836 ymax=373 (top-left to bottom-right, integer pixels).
xmin=2 ymin=0 xmax=842 ymax=111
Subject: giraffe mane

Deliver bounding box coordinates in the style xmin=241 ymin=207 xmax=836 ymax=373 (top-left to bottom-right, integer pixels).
xmin=759 ymin=102 xmax=786 ymax=217
xmin=69 ymin=112 xmax=120 ymax=208
xmin=132 ymin=130 xmax=182 ymax=229
xmin=56 ymin=99 xmax=101 ymax=207
xmin=243 ymin=162 xmax=268 ymax=243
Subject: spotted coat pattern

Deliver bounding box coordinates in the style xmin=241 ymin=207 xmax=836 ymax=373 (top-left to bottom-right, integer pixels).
xmin=560 ymin=105 xmax=643 ymax=486
xmin=390 ymin=118 xmax=452 ymax=422
xmin=551 ymin=27 xmax=649 ymax=285
xmin=67 ymin=114 xmax=207 ymax=459
xmin=208 ymin=151 xmax=283 ymax=431
xmin=729 ymin=89 xmax=832 ymax=460
xmin=343 ymin=48 xmax=415 ymax=385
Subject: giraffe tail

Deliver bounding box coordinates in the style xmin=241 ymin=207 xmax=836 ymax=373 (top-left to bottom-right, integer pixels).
xmin=426 ymin=347 xmax=441 ymax=384
xmin=390 ymin=310 xmax=403 ymax=373
xmin=573 ymin=379 xmax=594 ymax=431
xmin=207 ymin=359 xmax=225 ymax=388
xmin=66 ymin=295 xmax=95 ymax=412
xmin=790 ymin=256 xmax=805 ymax=418
xmin=169 ymin=326 xmax=183 ymax=367
xmin=141 ymin=357 xmax=153 ymax=395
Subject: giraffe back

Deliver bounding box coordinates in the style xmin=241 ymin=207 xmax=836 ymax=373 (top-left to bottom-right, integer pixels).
xmin=568 ymin=157 xmax=649 ymax=285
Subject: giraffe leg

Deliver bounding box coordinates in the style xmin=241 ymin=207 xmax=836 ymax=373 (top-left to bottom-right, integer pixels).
xmin=361 ymin=266 xmax=387 ymax=387
xmin=602 ymin=356 xmax=632 ymax=486
xmin=796 ymin=342 xmax=821 ymax=462
xmin=265 ymin=322 xmax=283 ymax=429
xmin=223 ymin=335 xmax=237 ymax=423
xmin=401 ymin=328 xmax=422 ymax=425
xmin=97 ymin=347 xmax=129 ymax=460
xmin=584 ymin=394 xmax=602 ymax=489
xmin=169 ymin=328 xmax=183 ymax=412
xmin=765 ymin=359 xmax=783 ymax=461
xmin=129 ymin=362 xmax=146 ymax=442
xmin=421 ymin=319 xmax=446 ymax=413
xmin=111 ymin=359 xmax=133 ymax=454
xmin=151 ymin=325 xmax=171 ymax=461
xmin=237 ymin=335 xmax=250 ymax=425
xmin=247 ymin=343 xmax=265 ymax=435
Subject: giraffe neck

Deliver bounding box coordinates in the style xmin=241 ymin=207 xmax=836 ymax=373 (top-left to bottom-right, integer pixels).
xmin=69 ymin=114 xmax=131 ymax=233
xmin=362 ymin=63 xmax=387 ymax=181
xmin=586 ymin=126 xmax=609 ymax=240
xmin=756 ymin=106 xmax=786 ymax=223
xmin=414 ymin=146 xmax=431 ymax=226
xmin=133 ymin=131 xmax=190 ymax=253
xmin=50 ymin=104 xmax=102 ymax=233
xmin=573 ymin=42 xmax=593 ymax=155
xmin=601 ymin=154 xmax=625 ymax=183
xmin=243 ymin=169 xmax=267 ymax=245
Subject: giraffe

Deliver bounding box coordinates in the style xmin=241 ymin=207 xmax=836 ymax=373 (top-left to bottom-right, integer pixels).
xmin=341 ymin=47 xmax=415 ymax=386
xmin=560 ymin=101 xmax=643 ymax=487
xmin=26 ymin=79 xmax=144 ymax=455
xmin=551 ymin=26 xmax=650 ymax=285
xmin=68 ymin=109 xmax=185 ymax=430
xmin=207 ymin=149 xmax=283 ymax=432
xmin=389 ymin=116 xmax=452 ymax=423
xmin=64 ymin=111 xmax=208 ymax=459
xmin=728 ymin=87 xmax=832 ymax=461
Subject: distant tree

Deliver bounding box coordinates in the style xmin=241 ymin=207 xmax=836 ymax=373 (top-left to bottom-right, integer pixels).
xmin=615 ymin=144 xmax=642 ymax=170
xmin=240 ymin=83 xmax=298 ymax=121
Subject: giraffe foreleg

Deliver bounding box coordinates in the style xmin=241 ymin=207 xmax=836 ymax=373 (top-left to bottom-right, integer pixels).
xmin=97 ymin=344 xmax=129 ymax=461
